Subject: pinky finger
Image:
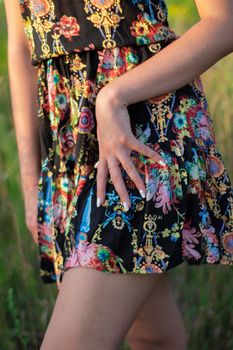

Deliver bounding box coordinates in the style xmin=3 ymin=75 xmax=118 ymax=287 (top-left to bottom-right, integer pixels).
xmin=96 ymin=159 xmax=108 ymax=207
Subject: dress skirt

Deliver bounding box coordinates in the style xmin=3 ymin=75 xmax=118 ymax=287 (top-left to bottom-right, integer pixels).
xmin=36 ymin=43 xmax=233 ymax=290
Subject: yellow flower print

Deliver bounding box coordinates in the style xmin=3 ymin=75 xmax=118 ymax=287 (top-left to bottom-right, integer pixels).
xmin=132 ymin=21 xmax=149 ymax=37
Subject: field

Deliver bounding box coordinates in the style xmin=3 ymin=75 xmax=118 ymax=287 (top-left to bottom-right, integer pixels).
xmin=0 ymin=1 xmax=232 ymax=349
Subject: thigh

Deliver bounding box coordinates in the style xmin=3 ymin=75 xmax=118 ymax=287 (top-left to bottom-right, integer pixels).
xmin=125 ymin=272 xmax=188 ymax=347
xmin=40 ymin=267 xmax=163 ymax=350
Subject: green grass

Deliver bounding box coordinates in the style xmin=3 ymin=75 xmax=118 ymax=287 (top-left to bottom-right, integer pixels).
xmin=0 ymin=1 xmax=232 ymax=349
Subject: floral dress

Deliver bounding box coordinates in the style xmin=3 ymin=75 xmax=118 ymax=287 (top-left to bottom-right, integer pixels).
xmin=19 ymin=0 xmax=233 ymax=291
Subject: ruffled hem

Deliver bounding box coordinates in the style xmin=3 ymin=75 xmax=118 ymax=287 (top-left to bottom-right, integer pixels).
xmin=37 ymin=135 xmax=233 ymax=291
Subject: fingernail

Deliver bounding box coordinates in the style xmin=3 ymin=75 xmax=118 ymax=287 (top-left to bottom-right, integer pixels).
xmin=123 ymin=201 xmax=129 ymax=212
xmin=139 ymin=189 xmax=146 ymax=199
xmin=94 ymin=161 xmax=99 ymax=169
xmin=96 ymin=197 xmax=101 ymax=207
xmin=159 ymin=160 xmax=166 ymax=167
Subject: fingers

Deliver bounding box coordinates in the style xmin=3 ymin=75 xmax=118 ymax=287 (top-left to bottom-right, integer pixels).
xmin=96 ymin=159 xmax=108 ymax=208
xmin=95 ymin=156 xmax=132 ymax=211
xmin=95 ymin=134 xmax=167 ymax=211
xmin=117 ymin=150 xmax=146 ymax=199
xmin=109 ymin=164 xmax=131 ymax=211
xmin=127 ymin=135 xmax=166 ymax=167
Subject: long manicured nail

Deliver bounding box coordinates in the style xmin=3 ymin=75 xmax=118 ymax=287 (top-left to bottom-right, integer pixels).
xmin=159 ymin=160 xmax=166 ymax=167
xmin=123 ymin=202 xmax=129 ymax=212
xmin=94 ymin=161 xmax=99 ymax=169
xmin=139 ymin=189 xmax=146 ymax=199
xmin=96 ymin=197 xmax=101 ymax=207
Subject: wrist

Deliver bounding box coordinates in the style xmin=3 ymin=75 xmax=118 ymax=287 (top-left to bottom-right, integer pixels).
xmin=97 ymin=81 xmax=129 ymax=108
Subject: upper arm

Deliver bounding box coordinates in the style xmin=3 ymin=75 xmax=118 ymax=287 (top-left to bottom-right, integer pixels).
xmin=194 ymin=0 xmax=233 ymax=51
xmin=4 ymin=0 xmax=30 ymax=52
xmin=194 ymin=0 xmax=233 ymax=22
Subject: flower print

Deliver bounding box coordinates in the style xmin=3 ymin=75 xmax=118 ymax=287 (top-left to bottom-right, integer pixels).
xmin=185 ymin=161 xmax=200 ymax=180
xmin=78 ymin=106 xmax=95 ymax=133
xmin=30 ymin=0 xmax=51 ymax=17
xmin=131 ymin=14 xmax=150 ymax=36
xmin=83 ymin=80 xmax=95 ymax=99
xmin=161 ymin=228 xmax=170 ymax=238
xmin=37 ymin=222 xmax=55 ymax=258
xmin=169 ymin=223 xmax=181 ymax=241
xmin=54 ymin=15 xmax=80 ymax=40
xmin=55 ymin=252 xmax=64 ymax=269
xmin=64 ymin=241 xmax=120 ymax=273
xmin=154 ymin=182 xmax=172 ymax=214
xmin=130 ymin=13 xmax=151 ymax=45
xmin=222 ymin=232 xmax=233 ymax=254
xmin=56 ymin=93 xmax=67 ymax=110
xmin=206 ymin=155 xmax=225 ymax=178
xmin=22 ymin=0 xmax=233 ymax=286
xmin=53 ymin=72 xmax=60 ymax=84
xmin=97 ymin=247 xmax=111 ymax=262
xmin=130 ymin=13 xmax=176 ymax=46
xmin=174 ymin=113 xmax=187 ymax=130
xmin=201 ymin=226 xmax=220 ymax=263
xmin=182 ymin=219 xmax=202 ymax=260
xmin=59 ymin=126 xmax=75 ymax=155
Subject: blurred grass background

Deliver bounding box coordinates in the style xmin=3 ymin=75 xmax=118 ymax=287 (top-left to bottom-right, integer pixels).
xmin=0 ymin=0 xmax=232 ymax=349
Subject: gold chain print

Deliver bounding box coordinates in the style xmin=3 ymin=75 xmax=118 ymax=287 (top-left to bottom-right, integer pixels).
xmin=27 ymin=0 xmax=82 ymax=60
xmin=84 ymin=0 xmax=125 ymax=49
xmin=29 ymin=0 xmax=56 ymax=58
xmin=147 ymin=92 xmax=175 ymax=142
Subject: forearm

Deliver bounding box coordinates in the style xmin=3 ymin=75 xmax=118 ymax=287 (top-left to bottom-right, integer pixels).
xmin=8 ymin=45 xmax=41 ymax=192
xmin=106 ymin=16 xmax=233 ymax=105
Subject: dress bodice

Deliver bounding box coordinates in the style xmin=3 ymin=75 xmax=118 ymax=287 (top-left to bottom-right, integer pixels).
xmin=19 ymin=0 xmax=177 ymax=66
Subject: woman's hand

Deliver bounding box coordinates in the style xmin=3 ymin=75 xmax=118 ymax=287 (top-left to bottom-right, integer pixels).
xmin=23 ymin=183 xmax=39 ymax=245
xmin=95 ymin=87 xmax=166 ymax=212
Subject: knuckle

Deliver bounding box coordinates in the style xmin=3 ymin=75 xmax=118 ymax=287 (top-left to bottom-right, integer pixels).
xmin=119 ymin=134 xmax=128 ymax=145
xmin=124 ymin=162 xmax=132 ymax=175
xmin=136 ymin=139 xmax=145 ymax=150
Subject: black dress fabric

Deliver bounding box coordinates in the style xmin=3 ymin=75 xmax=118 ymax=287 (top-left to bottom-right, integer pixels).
xmin=19 ymin=0 xmax=233 ymax=290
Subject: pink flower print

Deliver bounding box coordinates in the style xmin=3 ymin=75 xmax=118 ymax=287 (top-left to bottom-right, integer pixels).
xmin=182 ymin=219 xmax=201 ymax=260
xmin=54 ymin=15 xmax=80 ymax=41
xmin=64 ymin=241 xmax=120 ymax=272
xmin=201 ymin=226 xmax=219 ymax=245
xmin=154 ymin=182 xmax=172 ymax=214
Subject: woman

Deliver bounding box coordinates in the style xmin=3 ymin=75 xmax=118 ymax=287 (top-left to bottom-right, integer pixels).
xmin=4 ymin=0 xmax=233 ymax=349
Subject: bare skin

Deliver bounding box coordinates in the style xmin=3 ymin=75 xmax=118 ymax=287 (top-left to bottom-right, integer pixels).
xmin=4 ymin=0 xmax=232 ymax=349
xmin=125 ymin=272 xmax=187 ymax=350
xmin=40 ymin=269 xmax=187 ymax=350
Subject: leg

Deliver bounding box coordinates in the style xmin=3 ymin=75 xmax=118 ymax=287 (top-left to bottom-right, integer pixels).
xmin=40 ymin=267 xmax=164 ymax=350
xmin=125 ymin=272 xmax=188 ymax=350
